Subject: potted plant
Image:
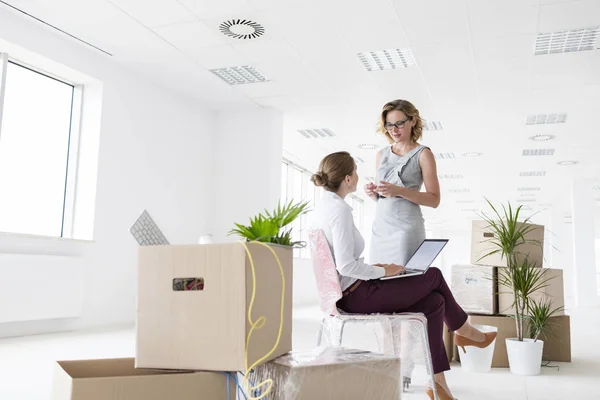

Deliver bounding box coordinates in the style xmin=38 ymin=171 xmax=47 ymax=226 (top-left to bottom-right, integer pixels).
xmin=479 ymin=200 xmax=555 ymax=375
xmin=228 ymin=200 xmax=310 ymax=246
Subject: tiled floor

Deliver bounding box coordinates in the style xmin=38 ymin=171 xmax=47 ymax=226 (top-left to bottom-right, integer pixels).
xmin=0 ymin=307 xmax=599 ymax=399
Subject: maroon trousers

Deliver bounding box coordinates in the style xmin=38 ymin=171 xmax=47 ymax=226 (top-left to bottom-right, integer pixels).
xmin=336 ymin=267 xmax=467 ymax=374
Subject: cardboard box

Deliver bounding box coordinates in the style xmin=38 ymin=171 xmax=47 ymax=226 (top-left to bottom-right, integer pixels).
xmin=451 ymin=264 xmax=497 ymax=315
xmin=136 ymin=242 xmax=293 ymax=371
xmin=471 ymin=220 xmax=544 ymax=268
xmin=498 ymin=268 xmax=564 ymax=316
xmin=52 ymin=358 xmax=234 ymax=400
xmin=542 ymin=315 xmax=571 ymax=362
xmin=251 ymin=348 xmax=401 ymax=399
xmin=468 ymin=315 xmax=571 ymax=367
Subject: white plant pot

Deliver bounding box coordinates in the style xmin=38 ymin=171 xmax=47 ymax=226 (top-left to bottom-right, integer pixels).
xmin=456 ymin=324 xmax=498 ymax=373
xmin=506 ymin=338 xmax=544 ymax=376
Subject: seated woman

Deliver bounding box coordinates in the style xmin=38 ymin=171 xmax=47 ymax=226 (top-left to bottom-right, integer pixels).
xmin=309 ymin=151 xmax=496 ymax=400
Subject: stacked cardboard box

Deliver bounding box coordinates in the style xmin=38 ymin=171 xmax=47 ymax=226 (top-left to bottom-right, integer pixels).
xmin=449 ymin=220 xmax=571 ymax=368
xmin=53 ymin=241 xmax=401 ymax=399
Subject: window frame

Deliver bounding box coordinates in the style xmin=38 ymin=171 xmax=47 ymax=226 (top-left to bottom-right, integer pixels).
xmin=281 ymin=158 xmax=365 ymax=259
xmin=0 ymin=53 xmax=83 ymax=239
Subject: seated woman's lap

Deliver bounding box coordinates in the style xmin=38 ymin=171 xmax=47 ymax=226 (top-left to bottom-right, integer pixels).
xmin=337 ymin=267 xmax=444 ymax=315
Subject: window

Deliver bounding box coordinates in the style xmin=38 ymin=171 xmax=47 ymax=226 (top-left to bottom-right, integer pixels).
xmin=0 ymin=56 xmax=80 ymax=237
xmin=281 ymin=159 xmax=364 ymax=258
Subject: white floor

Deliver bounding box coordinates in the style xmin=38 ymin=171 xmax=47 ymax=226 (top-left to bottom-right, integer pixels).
xmin=1 ymin=307 xmax=599 ymax=400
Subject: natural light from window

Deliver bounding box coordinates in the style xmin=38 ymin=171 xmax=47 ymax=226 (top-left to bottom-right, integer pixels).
xmin=0 ymin=61 xmax=74 ymax=237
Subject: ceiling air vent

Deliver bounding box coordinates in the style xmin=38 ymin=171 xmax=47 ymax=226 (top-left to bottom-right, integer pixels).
xmin=434 ymin=152 xmax=456 ymax=159
xmin=219 ymin=19 xmax=265 ymax=40
xmin=522 ymin=149 xmax=555 ymax=156
xmin=297 ymin=128 xmax=336 ymax=139
xmin=210 ymin=65 xmax=268 ymax=85
xmin=534 ymin=26 xmax=600 ymax=55
xmin=357 ymin=48 xmax=416 ymax=71
xmin=438 ymin=174 xmax=464 ymax=180
xmin=526 ymin=113 xmax=567 ymax=125
xmin=424 ymin=121 xmax=444 ymax=131
xmin=519 ymin=171 xmax=546 ymax=177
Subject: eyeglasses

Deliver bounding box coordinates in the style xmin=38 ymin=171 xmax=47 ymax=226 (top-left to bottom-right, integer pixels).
xmin=384 ymin=118 xmax=411 ymax=131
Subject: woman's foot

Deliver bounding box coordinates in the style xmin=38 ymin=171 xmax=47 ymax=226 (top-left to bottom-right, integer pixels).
xmin=454 ymin=331 xmax=497 ymax=353
xmin=426 ymin=382 xmax=455 ymax=400
xmin=455 ymin=320 xmax=487 ymax=342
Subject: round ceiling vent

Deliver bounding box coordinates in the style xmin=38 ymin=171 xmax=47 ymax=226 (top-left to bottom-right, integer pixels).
xmin=219 ymin=19 xmax=265 ymax=40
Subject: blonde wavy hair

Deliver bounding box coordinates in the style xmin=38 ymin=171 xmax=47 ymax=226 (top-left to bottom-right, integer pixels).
xmin=378 ymin=99 xmax=424 ymax=144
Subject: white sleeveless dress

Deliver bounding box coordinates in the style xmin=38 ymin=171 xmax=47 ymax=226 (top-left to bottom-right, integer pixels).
xmin=369 ymin=145 xmax=427 ymax=266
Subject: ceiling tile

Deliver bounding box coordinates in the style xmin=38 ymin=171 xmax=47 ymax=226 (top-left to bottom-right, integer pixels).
xmin=466 ymin=0 xmax=539 ymax=39
xmin=538 ymin=0 xmax=600 ymax=32
xmin=109 ymin=0 xmax=197 ymax=28
xmin=403 ymin=17 xmax=470 ymax=47
xmin=178 ymin=0 xmax=255 ymax=19
xmin=183 ymin=44 xmax=247 ymax=69
xmin=153 ymin=20 xmax=226 ymax=50
xmin=391 ymin=0 xmax=467 ymax=21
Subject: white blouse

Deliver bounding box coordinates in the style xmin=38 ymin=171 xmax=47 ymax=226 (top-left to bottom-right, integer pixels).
xmin=309 ymin=190 xmax=385 ymax=290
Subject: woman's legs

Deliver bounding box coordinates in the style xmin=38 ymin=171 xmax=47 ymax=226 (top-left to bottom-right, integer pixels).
xmin=337 ymin=267 xmax=470 ymax=375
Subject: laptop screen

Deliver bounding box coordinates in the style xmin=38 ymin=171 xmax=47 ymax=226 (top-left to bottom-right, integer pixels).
xmin=404 ymin=239 xmax=448 ymax=271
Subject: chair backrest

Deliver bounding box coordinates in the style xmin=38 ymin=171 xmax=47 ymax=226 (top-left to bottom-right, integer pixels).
xmin=308 ymin=229 xmax=342 ymax=316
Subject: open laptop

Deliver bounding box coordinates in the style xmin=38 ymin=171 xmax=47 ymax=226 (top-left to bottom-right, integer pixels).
xmin=380 ymin=239 xmax=449 ymax=280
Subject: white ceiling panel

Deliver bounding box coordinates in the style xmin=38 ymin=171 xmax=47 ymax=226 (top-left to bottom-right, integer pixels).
xmin=402 ymin=17 xmax=470 ymax=47
xmin=531 ymin=51 xmax=599 ymax=88
xmin=183 ymin=44 xmax=247 ymax=69
xmin=538 ymin=0 xmax=600 ymax=32
xmin=152 ymin=20 xmax=226 ymax=50
xmin=232 ymin=80 xmax=287 ymax=98
xmin=254 ymin=95 xmax=302 ymax=111
xmin=391 ymin=0 xmax=467 ymax=22
xmin=412 ymin=42 xmax=480 ymax=108
xmin=177 ymin=0 xmax=255 ymax=19
xmin=107 ymin=0 xmax=197 ymax=28
xmin=466 ymin=0 xmax=539 ymax=39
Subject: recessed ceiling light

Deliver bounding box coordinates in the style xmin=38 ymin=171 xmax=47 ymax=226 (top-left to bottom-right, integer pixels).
xmin=358 ymin=144 xmax=377 ymax=150
xmin=534 ymin=26 xmax=600 ymax=55
xmin=434 ymin=152 xmax=456 ymax=159
xmin=462 ymin=152 xmax=482 ymax=157
xmin=210 ymin=65 xmax=268 ymax=85
xmin=557 ymin=160 xmax=578 ymax=165
xmin=593 ymin=184 xmax=600 ymax=190
xmin=461 ymin=208 xmax=479 ymax=212
xmin=517 ymin=199 xmax=536 ymax=203
xmin=526 ymin=113 xmax=567 ymax=125
xmin=518 ymin=187 xmax=541 ymax=192
xmin=357 ymin=48 xmax=416 ymax=71
xmin=520 ymin=171 xmax=547 ymax=177
xmin=530 ymin=134 xmax=556 ymax=142
xmin=438 ymin=174 xmax=464 ymax=180
xmin=219 ymin=19 xmax=265 ymax=40
xmin=297 ymin=128 xmax=335 ymax=139
xmin=456 ymin=200 xmax=476 ymax=204
xmin=424 ymin=121 xmax=444 ymax=131
xmin=449 ymin=188 xmax=470 ymax=193
xmin=522 ymin=149 xmax=555 ymax=156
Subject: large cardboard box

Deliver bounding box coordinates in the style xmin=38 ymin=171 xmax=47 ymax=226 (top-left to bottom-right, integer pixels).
xmin=471 ymin=220 xmax=545 ymax=268
xmin=451 ymin=264 xmax=497 ymax=315
xmin=52 ymin=358 xmax=234 ymax=400
xmin=251 ymin=348 xmax=402 ymax=399
xmin=136 ymin=242 xmax=293 ymax=371
xmin=468 ymin=315 xmax=571 ymax=367
xmin=498 ymin=268 xmax=564 ymax=316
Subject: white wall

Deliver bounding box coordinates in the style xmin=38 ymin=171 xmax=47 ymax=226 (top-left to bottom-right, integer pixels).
xmin=0 ymin=7 xmax=217 ymax=336
xmin=212 ymin=109 xmax=283 ymax=242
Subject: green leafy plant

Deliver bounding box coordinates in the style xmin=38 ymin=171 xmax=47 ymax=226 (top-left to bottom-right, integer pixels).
xmin=478 ymin=199 xmax=547 ymax=341
xmin=497 ymin=258 xmax=554 ymax=340
xmin=228 ymin=200 xmax=310 ymax=247
xmin=527 ymin=298 xmax=564 ymax=341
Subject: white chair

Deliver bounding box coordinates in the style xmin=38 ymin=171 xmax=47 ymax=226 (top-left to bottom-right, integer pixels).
xmin=308 ymin=229 xmax=438 ymax=397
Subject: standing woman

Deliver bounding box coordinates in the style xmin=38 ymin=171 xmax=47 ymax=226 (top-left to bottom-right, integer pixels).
xmin=365 ymin=99 xmax=441 ymax=267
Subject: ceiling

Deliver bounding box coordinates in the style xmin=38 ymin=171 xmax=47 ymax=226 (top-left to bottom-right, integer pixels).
xmin=3 ymin=0 xmax=600 ymax=231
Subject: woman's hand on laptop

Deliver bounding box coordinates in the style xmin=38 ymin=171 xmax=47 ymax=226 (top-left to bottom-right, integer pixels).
xmin=375 ymin=263 xmax=406 ymax=277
